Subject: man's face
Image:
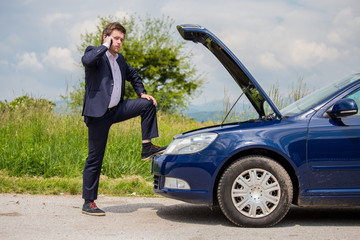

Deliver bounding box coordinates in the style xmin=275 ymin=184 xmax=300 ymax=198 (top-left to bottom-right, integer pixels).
xmin=108 ymin=29 xmax=125 ymax=55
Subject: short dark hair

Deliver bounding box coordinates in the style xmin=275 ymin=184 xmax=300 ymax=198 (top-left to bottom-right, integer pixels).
xmin=101 ymin=22 xmax=126 ymax=43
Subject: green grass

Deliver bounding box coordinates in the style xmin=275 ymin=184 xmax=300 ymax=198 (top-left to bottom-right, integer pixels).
xmin=0 ymin=96 xmax=210 ymax=195
xmin=0 ymin=170 xmax=156 ymax=196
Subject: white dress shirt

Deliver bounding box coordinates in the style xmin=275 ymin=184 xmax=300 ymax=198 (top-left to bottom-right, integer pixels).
xmin=105 ymin=50 xmax=122 ymax=108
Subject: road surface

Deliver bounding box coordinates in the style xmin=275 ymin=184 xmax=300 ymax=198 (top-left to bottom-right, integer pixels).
xmin=0 ymin=193 xmax=359 ymax=239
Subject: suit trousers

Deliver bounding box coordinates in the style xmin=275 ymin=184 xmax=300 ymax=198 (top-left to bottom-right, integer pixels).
xmin=82 ymin=98 xmax=159 ymax=201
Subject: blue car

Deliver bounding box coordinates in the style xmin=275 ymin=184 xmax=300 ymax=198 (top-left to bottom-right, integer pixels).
xmin=152 ymin=24 xmax=360 ymax=227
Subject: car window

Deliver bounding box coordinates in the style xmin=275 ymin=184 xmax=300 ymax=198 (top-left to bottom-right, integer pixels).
xmin=345 ymin=88 xmax=360 ymax=116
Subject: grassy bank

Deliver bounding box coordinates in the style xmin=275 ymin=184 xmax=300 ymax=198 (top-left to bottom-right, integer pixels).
xmin=0 ymin=170 xmax=156 ymax=196
xmin=0 ymin=96 xmax=210 ymax=195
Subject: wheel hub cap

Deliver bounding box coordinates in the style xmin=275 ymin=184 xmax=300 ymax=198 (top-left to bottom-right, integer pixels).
xmin=231 ymin=168 xmax=281 ymax=218
xmin=250 ymin=186 xmax=263 ymax=200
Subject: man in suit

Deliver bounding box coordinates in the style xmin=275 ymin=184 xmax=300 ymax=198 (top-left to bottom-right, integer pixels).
xmin=81 ymin=22 xmax=166 ymax=216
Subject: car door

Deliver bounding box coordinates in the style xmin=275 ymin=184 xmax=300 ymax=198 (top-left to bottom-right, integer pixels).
xmin=307 ymin=86 xmax=360 ymax=196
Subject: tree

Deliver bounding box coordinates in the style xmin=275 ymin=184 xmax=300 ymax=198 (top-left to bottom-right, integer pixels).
xmin=69 ymin=15 xmax=204 ymax=113
xmin=0 ymin=96 xmax=55 ymax=113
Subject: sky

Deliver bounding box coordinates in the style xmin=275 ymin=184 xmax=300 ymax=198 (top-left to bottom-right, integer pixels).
xmin=1 ymin=0 xmax=359 ymax=107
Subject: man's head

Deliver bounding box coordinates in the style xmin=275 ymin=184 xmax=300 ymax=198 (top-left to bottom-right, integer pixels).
xmin=102 ymin=22 xmax=126 ymax=55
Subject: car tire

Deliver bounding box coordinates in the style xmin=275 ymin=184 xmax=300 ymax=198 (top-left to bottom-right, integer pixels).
xmin=217 ymin=155 xmax=293 ymax=227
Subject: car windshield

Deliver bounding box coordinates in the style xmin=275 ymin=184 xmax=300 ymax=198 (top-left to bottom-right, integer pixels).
xmin=280 ymin=74 xmax=360 ymax=116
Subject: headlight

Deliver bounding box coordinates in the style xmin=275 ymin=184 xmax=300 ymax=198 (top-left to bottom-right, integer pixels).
xmin=164 ymin=132 xmax=218 ymax=155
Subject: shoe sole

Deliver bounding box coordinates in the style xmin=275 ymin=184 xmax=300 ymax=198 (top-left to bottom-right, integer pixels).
xmin=82 ymin=210 xmax=106 ymax=216
xmin=141 ymin=149 xmax=166 ymax=161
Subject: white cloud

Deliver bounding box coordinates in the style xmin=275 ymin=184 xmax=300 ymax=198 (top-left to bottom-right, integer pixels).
xmin=43 ymin=47 xmax=76 ymax=72
xmin=114 ymin=11 xmax=131 ymax=20
xmin=43 ymin=13 xmax=72 ymax=26
xmin=67 ymin=18 xmax=99 ymax=51
xmin=15 ymin=48 xmax=76 ymax=73
xmin=161 ymin=0 xmax=360 ymax=101
xmin=327 ymin=7 xmax=360 ymax=46
xmin=17 ymin=52 xmax=44 ymax=71
xmin=1 ymin=0 xmax=359 ymax=103
xmin=289 ymin=39 xmax=339 ymax=68
xmin=259 ymin=52 xmax=285 ymax=70
xmin=334 ymin=7 xmax=360 ymax=26
xmin=327 ymin=32 xmax=343 ymax=45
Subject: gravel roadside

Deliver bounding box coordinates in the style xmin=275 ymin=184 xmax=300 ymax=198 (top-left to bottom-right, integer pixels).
xmin=1 ymin=193 xmax=359 ymax=240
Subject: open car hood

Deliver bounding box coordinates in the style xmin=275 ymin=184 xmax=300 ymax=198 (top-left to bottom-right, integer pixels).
xmin=177 ymin=24 xmax=281 ymax=119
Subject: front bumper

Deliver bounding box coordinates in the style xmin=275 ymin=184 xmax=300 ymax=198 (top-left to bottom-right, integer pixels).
xmin=152 ymin=154 xmax=223 ymax=205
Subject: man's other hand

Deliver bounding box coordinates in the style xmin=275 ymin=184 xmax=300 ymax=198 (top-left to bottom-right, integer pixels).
xmin=140 ymin=93 xmax=157 ymax=107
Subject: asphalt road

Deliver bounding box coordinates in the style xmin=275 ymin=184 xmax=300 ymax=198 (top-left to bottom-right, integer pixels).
xmin=1 ymin=193 xmax=359 ymax=240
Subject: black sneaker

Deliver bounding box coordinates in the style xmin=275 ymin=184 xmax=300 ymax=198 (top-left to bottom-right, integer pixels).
xmin=82 ymin=202 xmax=105 ymax=216
xmin=141 ymin=144 xmax=167 ymax=161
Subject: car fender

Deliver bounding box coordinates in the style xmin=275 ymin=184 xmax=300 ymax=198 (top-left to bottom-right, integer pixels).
xmin=209 ymin=138 xmax=304 ymax=205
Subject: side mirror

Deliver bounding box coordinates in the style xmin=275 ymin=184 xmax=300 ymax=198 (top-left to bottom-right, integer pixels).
xmin=326 ymin=98 xmax=358 ymax=118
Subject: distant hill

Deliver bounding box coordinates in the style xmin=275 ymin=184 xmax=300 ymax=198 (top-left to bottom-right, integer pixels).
xmin=184 ymin=111 xmax=223 ymax=122
xmin=55 ymin=99 xmax=253 ymax=123
xmin=183 ymin=99 xmax=253 ymax=122
xmin=183 ymin=100 xmax=225 ymax=122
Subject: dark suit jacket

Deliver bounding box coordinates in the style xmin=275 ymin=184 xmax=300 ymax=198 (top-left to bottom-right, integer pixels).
xmin=81 ymin=45 xmax=146 ymax=117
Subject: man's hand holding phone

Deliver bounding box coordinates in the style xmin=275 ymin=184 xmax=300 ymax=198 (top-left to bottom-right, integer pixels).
xmin=104 ymin=35 xmax=113 ymax=46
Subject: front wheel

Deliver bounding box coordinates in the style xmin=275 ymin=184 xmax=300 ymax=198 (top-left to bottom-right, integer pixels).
xmin=217 ymin=155 xmax=293 ymax=227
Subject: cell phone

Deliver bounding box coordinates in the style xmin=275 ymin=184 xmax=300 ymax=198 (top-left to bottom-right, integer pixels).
xmin=107 ymin=35 xmax=113 ymax=46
